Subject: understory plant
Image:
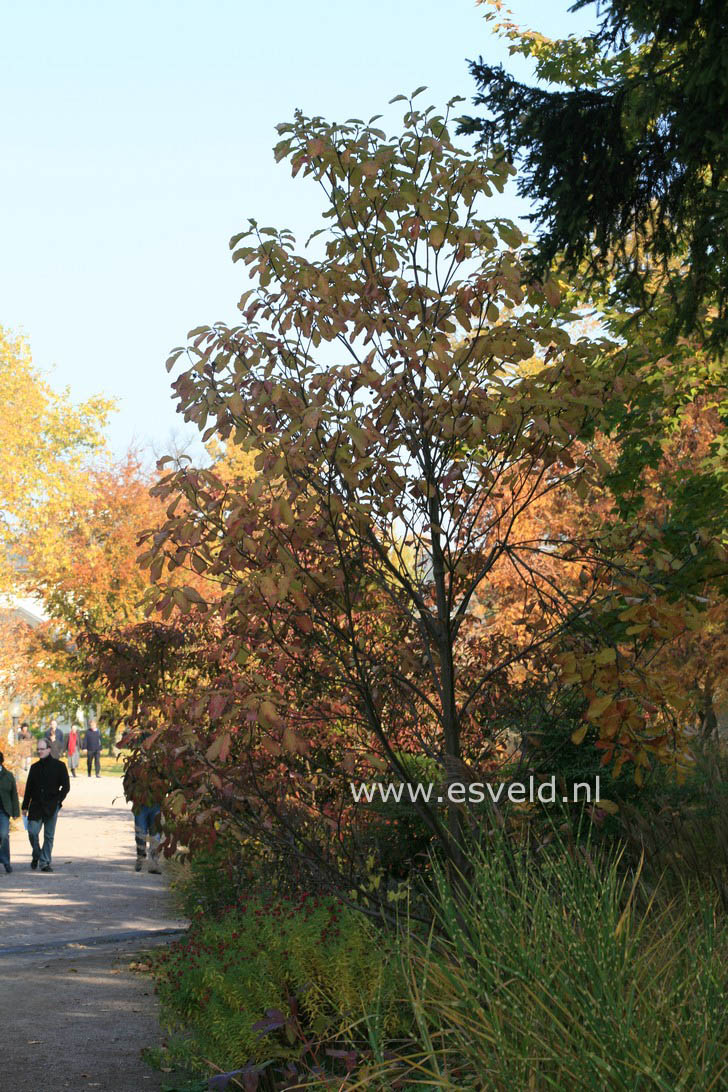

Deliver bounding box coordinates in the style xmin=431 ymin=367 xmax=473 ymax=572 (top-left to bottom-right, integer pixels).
xmin=151 ymin=890 xmax=407 ymax=1080
xmin=348 ymin=832 xmax=728 ymax=1091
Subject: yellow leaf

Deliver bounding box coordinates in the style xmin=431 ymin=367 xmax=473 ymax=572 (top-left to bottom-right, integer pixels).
xmin=206 ymin=732 xmax=231 ymax=762
xmin=543 ymin=281 xmax=561 ymax=308
xmin=595 ymin=647 xmax=617 ymax=666
xmin=596 ymin=798 xmax=619 ymax=815
xmin=382 ymin=249 xmax=399 ymax=272
xmin=283 ymin=725 xmax=305 ymax=752
xmin=571 ymin=724 xmax=588 ymax=745
xmin=258 ymin=700 xmax=280 ymax=727
xmin=586 ymin=695 xmax=613 ymax=721
xmin=430 ymin=226 xmax=445 ymax=249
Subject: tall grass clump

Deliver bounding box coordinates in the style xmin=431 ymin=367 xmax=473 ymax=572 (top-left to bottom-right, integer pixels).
xmin=351 ymin=831 xmax=728 ymax=1091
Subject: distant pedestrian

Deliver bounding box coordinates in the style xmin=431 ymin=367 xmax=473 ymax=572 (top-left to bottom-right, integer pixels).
xmin=44 ymin=719 xmax=65 ymax=760
xmin=66 ymin=724 xmax=81 ymax=778
xmin=17 ymin=723 xmax=32 ymax=772
xmin=83 ymin=719 xmax=102 ymax=777
xmin=0 ymin=752 xmax=20 ymax=874
xmin=21 ymin=738 xmax=70 ymax=872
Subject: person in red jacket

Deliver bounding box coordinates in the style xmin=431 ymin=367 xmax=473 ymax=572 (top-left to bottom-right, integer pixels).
xmin=66 ymin=724 xmax=81 ymax=778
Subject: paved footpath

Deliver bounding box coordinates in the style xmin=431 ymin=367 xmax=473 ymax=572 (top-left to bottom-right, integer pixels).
xmin=0 ymin=774 xmax=188 ymax=1092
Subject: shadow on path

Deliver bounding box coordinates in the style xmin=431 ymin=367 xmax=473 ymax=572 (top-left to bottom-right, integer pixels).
xmin=0 ymin=773 xmax=187 ymax=1091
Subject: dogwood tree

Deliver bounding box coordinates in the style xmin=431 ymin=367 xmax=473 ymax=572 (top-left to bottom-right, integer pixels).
xmin=137 ymin=96 xmax=706 ymax=879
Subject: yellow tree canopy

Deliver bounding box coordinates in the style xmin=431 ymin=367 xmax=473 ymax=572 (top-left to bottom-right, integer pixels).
xmin=0 ymin=326 xmax=113 ymax=591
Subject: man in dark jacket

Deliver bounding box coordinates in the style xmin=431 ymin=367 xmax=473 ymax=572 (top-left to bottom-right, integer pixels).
xmin=0 ymin=752 xmax=20 ymax=874
xmin=83 ymin=719 xmax=102 ymax=778
xmin=21 ymin=738 xmax=70 ymax=872
xmin=44 ymin=718 xmax=65 ymax=759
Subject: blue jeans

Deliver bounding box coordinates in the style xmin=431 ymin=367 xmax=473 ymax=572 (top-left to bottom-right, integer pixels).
xmin=27 ymin=808 xmax=60 ymax=868
xmin=134 ymin=805 xmax=161 ymax=859
xmin=0 ymin=809 xmax=10 ymax=870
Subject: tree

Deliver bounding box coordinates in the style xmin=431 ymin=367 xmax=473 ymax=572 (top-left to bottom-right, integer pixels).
xmin=22 ymin=450 xmax=163 ymax=631
xmin=460 ymin=0 xmax=728 ymax=348
xmin=0 ymin=326 xmax=111 ymax=592
xmin=0 ymin=611 xmax=39 ymax=729
xmin=474 ymin=395 xmax=728 ymax=789
xmin=13 ymin=452 xmax=173 ymax=743
xmin=129 ymin=96 xmax=711 ymax=889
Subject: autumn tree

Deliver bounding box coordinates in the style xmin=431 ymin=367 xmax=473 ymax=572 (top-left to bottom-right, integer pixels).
xmin=13 ymin=451 xmax=176 ymax=742
xmin=0 ymin=611 xmax=39 ymax=729
xmin=631 ymin=399 xmax=728 ymax=737
xmin=468 ymin=393 xmax=728 ymax=791
xmin=122 ymin=95 xmax=720 ymax=891
xmin=22 ymin=450 xmax=162 ymax=629
xmin=0 ymin=326 xmax=111 ymax=593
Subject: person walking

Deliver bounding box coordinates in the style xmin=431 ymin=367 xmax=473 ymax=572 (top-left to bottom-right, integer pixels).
xmin=66 ymin=724 xmax=81 ymax=778
xmin=123 ymin=763 xmax=163 ymax=874
xmin=83 ymin=718 xmax=102 ymax=777
xmin=21 ymin=738 xmax=70 ymax=872
xmin=0 ymin=752 xmax=20 ymax=874
xmin=44 ymin=719 xmax=65 ymax=760
xmin=17 ymin=723 xmax=33 ymax=772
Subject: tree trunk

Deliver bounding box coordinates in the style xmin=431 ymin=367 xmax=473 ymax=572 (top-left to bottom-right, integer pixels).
xmin=701 ymin=679 xmax=718 ymax=739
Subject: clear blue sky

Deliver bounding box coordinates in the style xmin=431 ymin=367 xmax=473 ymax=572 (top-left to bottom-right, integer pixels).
xmin=1 ymin=0 xmax=596 ymax=456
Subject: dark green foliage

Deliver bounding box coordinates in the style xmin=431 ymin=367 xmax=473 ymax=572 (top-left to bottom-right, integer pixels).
xmin=150 ymin=892 xmax=406 ymax=1080
xmin=617 ymin=739 xmax=728 ymax=910
xmin=360 ymin=753 xmax=441 ymax=880
xmin=460 ymin=0 xmax=728 ymax=346
xmin=169 ymin=838 xmax=259 ymax=919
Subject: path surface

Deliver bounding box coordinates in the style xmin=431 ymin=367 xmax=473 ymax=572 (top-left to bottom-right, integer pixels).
xmin=0 ymin=774 xmax=188 ymax=1092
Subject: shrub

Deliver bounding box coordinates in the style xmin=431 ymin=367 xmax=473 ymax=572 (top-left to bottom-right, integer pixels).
xmin=167 ymin=837 xmax=264 ymax=919
xmin=358 ymin=753 xmax=442 ymax=881
xmin=616 ymin=738 xmax=728 ymax=911
xmin=151 ymin=891 xmax=406 ymax=1078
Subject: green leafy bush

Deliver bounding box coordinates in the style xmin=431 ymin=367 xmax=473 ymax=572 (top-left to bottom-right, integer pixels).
xmin=167 ymin=837 xmax=261 ymax=919
xmin=359 ymin=752 xmax=442 ymax=880
xmin=152 ymin=892 xmax=406 ymax=1076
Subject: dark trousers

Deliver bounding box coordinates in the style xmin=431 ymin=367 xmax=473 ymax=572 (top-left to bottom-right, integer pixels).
xmin=0 ymin=808 xmax=10 ymax=870
xmin=87 ymin=751 xmax=101 ymax=776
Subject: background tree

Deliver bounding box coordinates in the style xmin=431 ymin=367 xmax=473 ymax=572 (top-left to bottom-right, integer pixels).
xmin=12 ymin=451 xmax=172 ymax=744
xmin=459 ymin=3 xmax=728 ymax=653
xmin=0 ymin=326 xmax=111 ymax=593
xmin=460 ymin=0 xmax=728 ymax=348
